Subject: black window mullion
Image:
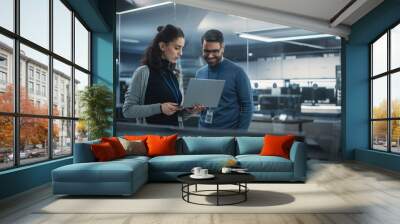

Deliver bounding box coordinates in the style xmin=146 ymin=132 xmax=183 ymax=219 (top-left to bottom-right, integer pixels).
xmin=48 ymin=0 xmax=54 ymax=160
xmin=71 ymin=9 xmax=76 ymax=154
xmin=369 ymin=45 xmax=372 ymax=149
xmin=88 ymin=31 xmax=91 ymax=74
xmin=13 ymin=0 xmax=20 ymax=167
xmin=387 ymin=29 xmax=392 ymax=152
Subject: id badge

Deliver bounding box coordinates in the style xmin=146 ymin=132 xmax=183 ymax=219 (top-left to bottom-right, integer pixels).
xmin=205 ymin=109 xmax=214 ymax=124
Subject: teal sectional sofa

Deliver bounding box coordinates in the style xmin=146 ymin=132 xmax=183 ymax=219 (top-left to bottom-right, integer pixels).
xmin=52 ymin=136 xmax=307 ymax=196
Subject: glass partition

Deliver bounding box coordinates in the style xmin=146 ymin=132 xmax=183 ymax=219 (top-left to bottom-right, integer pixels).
xmin=116 ymin=0 xmax=342 ymax=160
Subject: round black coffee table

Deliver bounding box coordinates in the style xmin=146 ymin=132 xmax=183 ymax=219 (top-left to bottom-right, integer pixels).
xmin=177 ymin=173 xmax=255 ymax=206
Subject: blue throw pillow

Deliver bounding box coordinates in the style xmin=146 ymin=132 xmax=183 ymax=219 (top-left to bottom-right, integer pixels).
xmin=182 ymin=137 xmax=235 ymax=155
xmin=236 ymin=137 xmax=264 ymax=155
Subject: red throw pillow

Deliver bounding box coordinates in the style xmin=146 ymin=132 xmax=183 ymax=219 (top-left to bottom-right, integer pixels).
xmin=91 ymin=142 xmax=117 ymax=161
xmin=101 ymin=137 xmax=126 ymax=158
xmin=146 ymin=134 xmax=177 ymax=157
xmin=260 ymin=135 xmax=295 ymax=159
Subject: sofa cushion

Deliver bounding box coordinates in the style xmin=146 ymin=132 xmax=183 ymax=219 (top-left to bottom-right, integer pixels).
xmin=74 ymin=140 xmax=100 ymax=163
xmin=101 ymin=137 xmax=127 ymax=158
xmin=147 ymin=134 xmax=177 ymax=157
xmin=91 ymin=142 xmax=118 ymax=162
xmin=148 ymin=154 xmax=235 ymax=172
xmin=182 ymin=137 xmax=235 ymax=155
xmin=52 ymin=159 xmax=146 ymax=183
xmin=124 ymin=135 xmax=148 ymax=142
xmin=260 ymin=135 xmax=295 ymax=159
xmin=118 ymin=138 xmax=147 ymax=156
xmin=236 ymin=155 xmax=293 ymax=172
xmin=236 ymin=137 xmax=263 ymax=155
xmin=52 ymin=157 xmax=149 ymax=195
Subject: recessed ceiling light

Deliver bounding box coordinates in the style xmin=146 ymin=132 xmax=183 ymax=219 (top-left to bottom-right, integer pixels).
xmin=121 ymin=38 xmax=140 ymax=44
xmin=117 ymin=1 xmax=173 ymax=15
xmin=238 ymin=33 xmax=333 ymax=43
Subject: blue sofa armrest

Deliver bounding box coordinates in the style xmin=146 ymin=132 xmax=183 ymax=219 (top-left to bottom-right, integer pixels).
xmin=73 ymin=140 xmax=100 ymax=163
xmin=289 ymin=141 xmax=307 ymax=181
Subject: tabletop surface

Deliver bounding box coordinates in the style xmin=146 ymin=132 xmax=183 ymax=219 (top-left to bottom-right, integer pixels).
xmin=177 ymin=172 xmax=255 ymax=185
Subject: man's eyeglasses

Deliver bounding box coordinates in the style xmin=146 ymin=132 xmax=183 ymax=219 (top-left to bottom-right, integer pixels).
xmin=203 ymin=48 xmax=222 ymax=55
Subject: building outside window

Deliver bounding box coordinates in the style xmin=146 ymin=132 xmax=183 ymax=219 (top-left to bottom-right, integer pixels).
xmin=0 ymin=55 xmax=6 ymax=67
xmin=28 ymin=81 xmax=34 ymax=94
xmin=0 ymin=55 xmax=7 ymax=90
xmin=41 ymin=85 xmax=46 ymax=97
xmin=0 ymin=71 xmax=6 ymax=84
xmin=35 ymin=70 xmax=40 ymax=81
xmin=35 ymin=83 xmax=40 ymax=95
xmin=28 ymin=67 xmax=34 ymax=80
xmin=41 ymin=73 xmax=46 ymax=83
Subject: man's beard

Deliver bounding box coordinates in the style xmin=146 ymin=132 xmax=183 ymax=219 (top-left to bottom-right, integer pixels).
xmin=204 ymin=55 xmax=222 ymax=67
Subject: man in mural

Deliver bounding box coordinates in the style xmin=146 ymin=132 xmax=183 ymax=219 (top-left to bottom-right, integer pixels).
xmin=196 ymin=29 xmax=253 ymax=130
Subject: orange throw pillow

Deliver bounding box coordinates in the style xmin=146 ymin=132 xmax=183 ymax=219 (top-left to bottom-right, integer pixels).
xmin=146 ymin=134 xmax=177 ymax=157
xmin=101 ymin=137 xmax=126 ymax=158
xmin=91 ymin=142 xmax=117 ymax=161
xmin=124 ymin=135 xmax=148 ymax=141
xmin=260 ymin=135 xmax=295 ymax=159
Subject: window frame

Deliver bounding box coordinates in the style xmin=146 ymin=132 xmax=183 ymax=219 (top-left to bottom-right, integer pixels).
xmin=370 ymin=20 xmax=400 ymax=154
xmin=0 ymin=0 xmax=92 ymax=171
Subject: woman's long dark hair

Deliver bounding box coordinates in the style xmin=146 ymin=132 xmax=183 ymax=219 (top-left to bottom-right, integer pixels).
xmin=141 ymin=24 xmax=184 ymax=74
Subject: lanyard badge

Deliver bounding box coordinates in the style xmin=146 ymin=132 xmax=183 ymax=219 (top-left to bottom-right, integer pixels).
xmin=205 ymin=109 xmax=214 ymax=124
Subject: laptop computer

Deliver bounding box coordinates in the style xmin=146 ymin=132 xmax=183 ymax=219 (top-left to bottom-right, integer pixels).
xmin=182 ymin=78 xmax=225 ymax=108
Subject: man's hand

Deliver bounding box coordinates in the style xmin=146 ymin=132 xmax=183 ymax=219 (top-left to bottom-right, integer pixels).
xmin=185 ymin=104 xmax=206 ymax=114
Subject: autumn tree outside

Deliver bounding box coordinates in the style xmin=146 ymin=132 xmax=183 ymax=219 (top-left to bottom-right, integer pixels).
xmin=0 ymin=84 xmax=60 ymax=158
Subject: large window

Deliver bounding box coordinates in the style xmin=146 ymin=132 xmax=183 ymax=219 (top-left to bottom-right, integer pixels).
xmin=370 ymin=23 xmax=400 ymax=153
xmin=0 ymin=0 xmax=91 ymax=170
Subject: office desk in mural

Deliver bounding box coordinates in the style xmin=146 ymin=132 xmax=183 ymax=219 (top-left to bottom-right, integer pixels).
xmin=251 ymin=114 xmax=313 ymax=133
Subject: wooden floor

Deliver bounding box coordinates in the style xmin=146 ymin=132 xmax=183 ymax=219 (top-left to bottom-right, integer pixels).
xmin=1 ymin=160 xmax=400 ymax=224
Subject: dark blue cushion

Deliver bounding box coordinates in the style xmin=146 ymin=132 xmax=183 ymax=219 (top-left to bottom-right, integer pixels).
xmin=182 ymin=137 xmax=235 ymax=155
xmin=236 ymin=137 xmax=263 ymax=155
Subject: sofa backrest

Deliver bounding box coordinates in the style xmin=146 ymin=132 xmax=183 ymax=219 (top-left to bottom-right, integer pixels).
xmin=181 ymin=137 xmax=235 ymax=155
xmin=74 ymin=139 xmax=100 ymax=163
xmin=236 ymin=137 xmax=264 ymax=155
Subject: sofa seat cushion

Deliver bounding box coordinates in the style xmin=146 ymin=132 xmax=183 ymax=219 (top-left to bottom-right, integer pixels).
xmin=149 ymin=154 xmax=235 ymax=172
xmin=53 ymin=159 xmax=147 ymax=183
xmin=236 ymin=155 xmax=293 ymax=172
xmin=117 ymin=155 xmax=150 ymax=163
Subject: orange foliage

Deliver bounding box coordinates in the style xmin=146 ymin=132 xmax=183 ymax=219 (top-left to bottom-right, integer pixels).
xmin=372 ymin=99 xmax=400 ymax=141
xmin=0 ymin=84 xmax=60 ymax=149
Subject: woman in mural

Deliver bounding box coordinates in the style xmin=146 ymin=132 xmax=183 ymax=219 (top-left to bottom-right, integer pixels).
xmin=123 ymin=24 xmax=202 ymax=127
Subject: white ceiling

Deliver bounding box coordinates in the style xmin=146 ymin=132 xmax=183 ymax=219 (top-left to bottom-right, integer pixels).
xmin=175 ymin=0 xmax=384 ymax=38
xmin=228 ymin=0 xmax=353 ymax=22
